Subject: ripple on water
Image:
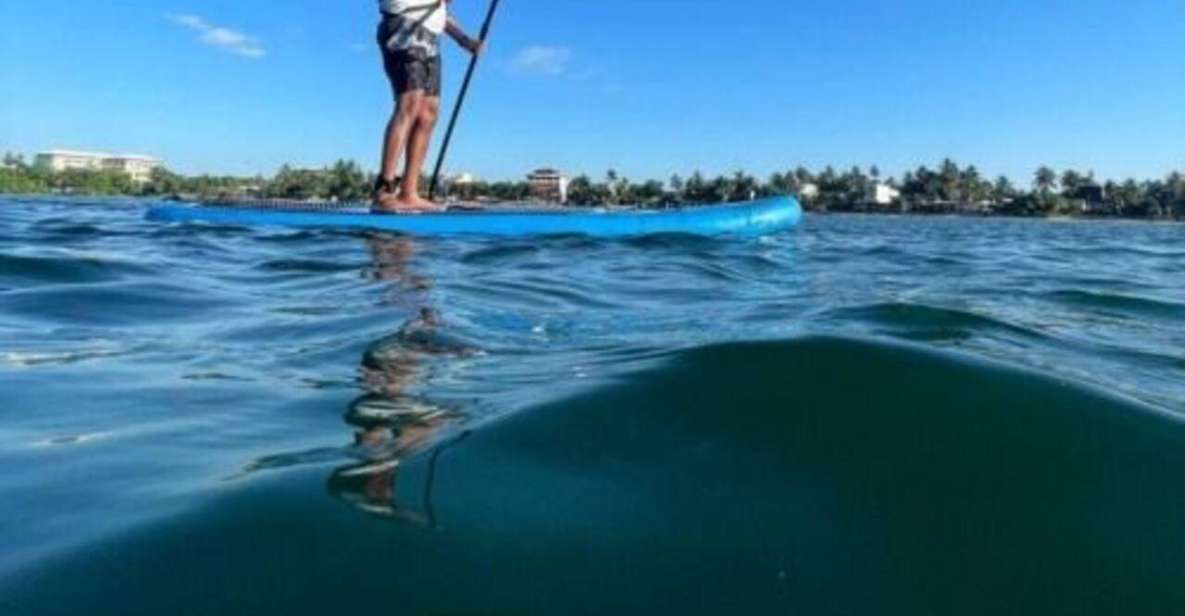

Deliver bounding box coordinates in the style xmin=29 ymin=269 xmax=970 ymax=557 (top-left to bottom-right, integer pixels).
xmin=458 ymin=242 xmax=541 ymax=265
xmin=257 ymin=258 xmax=369 ymax=274
xmin=5 ymin=337 xmax=1184 ymax=614
xmin=0 ymin=252 xmax=153 ymax=285
xmin=825 ymin=302 xmax=1054 ymax=343
xmin=2 ymin=346 xmax=134 ymax=368
xmin=2 ymin=282 xmax=239 ymax=327
xmin=2 ymin=200 xmax=1185 ymax=613
xmin=1041 ymin=289 xmax=1185 ymax=320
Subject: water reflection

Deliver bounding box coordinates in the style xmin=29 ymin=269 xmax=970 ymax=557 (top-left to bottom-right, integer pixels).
xmin=326 ymin=235 xmax=474 ymax=524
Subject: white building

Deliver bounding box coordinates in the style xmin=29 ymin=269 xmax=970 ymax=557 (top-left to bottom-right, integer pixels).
xmin=870 ymin=183 xmax=901 ymax=205
xmin=34 ymin=150 xmax=105 ymax=173
xmin=527 ymin=168 xmax=570 ymax=204
xmin=35 ymin=150 xmax=163 ymax=183
xmin=450 ymin=172 xmax=477 ymax=186
xmin=105 ymin=155 xmax=162 ymax=183
xmin=798 ymin=183 xmax=819 ymax=199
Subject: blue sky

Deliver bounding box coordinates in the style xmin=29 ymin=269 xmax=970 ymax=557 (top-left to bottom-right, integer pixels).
xmin=1 ymin=1 xmax=1182 ymax=183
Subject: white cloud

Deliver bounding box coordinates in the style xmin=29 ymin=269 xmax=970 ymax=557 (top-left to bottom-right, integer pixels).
xmin=509 ymin=46 xmax=572 ymax=76
xmin=166 ymin=14 xmax=266 ymax=59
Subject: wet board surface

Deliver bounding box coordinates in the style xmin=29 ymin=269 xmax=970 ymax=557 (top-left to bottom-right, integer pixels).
xmin=145 ymin=197 xmax=803 ymax=237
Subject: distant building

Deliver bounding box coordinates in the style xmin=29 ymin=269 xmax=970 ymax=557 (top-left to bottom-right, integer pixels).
xmin=450 ymin=172 xmax=478 ymax=186
xmin=798 ymin=183 xmax=819 ymax=199
xmin=1067 ymin=183 xmax=1105 ymax=204
xmin=105 ymin=155 xmax=162 ymax=183
xmin=527 ymin=168 xmax=570 ymax=204
xmin=34 ymin=151 xmax=105 ymax=173
xmin=870 ymin=183 xmax=900 ymax=205
xmin=35 ymin=150 xmax=163 ymax=183
xmin=1064 ymin=183 xmax=1107 ymax=215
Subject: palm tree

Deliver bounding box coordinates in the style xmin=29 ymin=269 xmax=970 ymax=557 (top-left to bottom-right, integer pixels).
xmin=604 ymin=169 xmax=620 ymax=204
xmin=939 ymin=159 xmax=961 ymax=201
xmin=1167 ymin=171 xmax=1184 ymax=201
xmin=783 ymin=169 xmax=802 ymax=192
xmin=818 ymin=166 xmax=837 ymax=187
xmin=993 ymin=176 xmax=1014 ymax=201
xmin=733 ymin=171 xmax=758 ymax=201
xmin=1034 ymin=166 xmax=1058 ymax=194
xmin=793 ymin=166 xmax=813 ymax=187
xmin=961 ymin=165 xmax=983 ymax=201
xmin=635 ymin=180 xmax=665 ymax=205
xmin=684 ymin=171 xmax=708 ymax=203
xmin=768 ymin=172 xmax=789 ymax=195
xmin=614 ymin=175 xmax=634 ymax=205
xmin=910 ymin=165 xmax=940 ymax=202
xmin=566 ymin=175 xmax=594 ymax=205
xmin=844 ymin=166 xmax=869 ymax=204
xmin=327 ymin=160 xmax=367 ymax=201
xmin=1060 ymin=170 xmax=1085 ymax=195
xmin=669 ymin=174 xmax=685 ymax=200
xmin=1112 ymin=179 xmax=1142 ymax=211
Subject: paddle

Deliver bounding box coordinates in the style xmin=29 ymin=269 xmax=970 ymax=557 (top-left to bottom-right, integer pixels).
xmin=428 ymin=0 xmax=502 ymax=201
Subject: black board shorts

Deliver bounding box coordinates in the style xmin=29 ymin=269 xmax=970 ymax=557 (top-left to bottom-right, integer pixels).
xmin=377 ymin=15 xmax=442 ymax=98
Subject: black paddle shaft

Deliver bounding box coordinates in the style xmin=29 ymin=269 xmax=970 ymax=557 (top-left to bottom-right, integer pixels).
xmin=429 ymin=0 xmax=501 ymax=200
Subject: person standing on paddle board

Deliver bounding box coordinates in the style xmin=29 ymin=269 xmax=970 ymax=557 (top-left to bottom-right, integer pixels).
xmin=375 ymin=0 xmax=482 ymax=212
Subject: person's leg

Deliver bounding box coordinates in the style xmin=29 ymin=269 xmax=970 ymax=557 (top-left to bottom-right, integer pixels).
xmin=375 ymin=17 xmax=431 ymax=211
xmin=375 ymin=91 xmax=425 ymax=208
xmin=397 ymin=96 xmax=441 ymax=206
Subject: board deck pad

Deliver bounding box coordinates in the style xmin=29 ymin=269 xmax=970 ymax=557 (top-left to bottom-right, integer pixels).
xmin=202 ymin=198 xmax=628 ymax=214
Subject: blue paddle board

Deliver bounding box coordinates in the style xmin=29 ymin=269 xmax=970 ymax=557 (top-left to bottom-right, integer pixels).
xmin=145 ymin=197 xmax=802 ymax=237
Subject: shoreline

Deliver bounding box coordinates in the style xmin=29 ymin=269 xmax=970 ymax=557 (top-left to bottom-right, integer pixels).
xmin=2 ymin=192 xmax=1181 ymax=224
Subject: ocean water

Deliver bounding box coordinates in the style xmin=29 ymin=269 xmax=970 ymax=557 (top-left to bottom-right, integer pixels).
xmin=1 ymin=196 xmax=1183 ymax=614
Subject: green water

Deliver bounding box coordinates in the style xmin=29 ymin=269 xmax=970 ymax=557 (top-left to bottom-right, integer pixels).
xmin=1 ymin=198 xmax=1183 ymax=614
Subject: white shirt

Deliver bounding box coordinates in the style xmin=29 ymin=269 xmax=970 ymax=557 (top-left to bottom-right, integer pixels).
xmin=380 ymin=0 xmax=447 ymax=35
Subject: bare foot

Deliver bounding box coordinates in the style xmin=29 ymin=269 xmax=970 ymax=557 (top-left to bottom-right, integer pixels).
xmin=396 ymin=193 xmax=445 ymax=212
xmin=372 ymin=191 xmax=443 ymax=214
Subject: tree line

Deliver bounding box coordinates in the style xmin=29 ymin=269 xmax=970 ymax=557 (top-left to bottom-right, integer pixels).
xmin=3 ymin=152 xmax=1182 ymax=219
xmin=0 ymin=155 xmax=373 ymax=203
